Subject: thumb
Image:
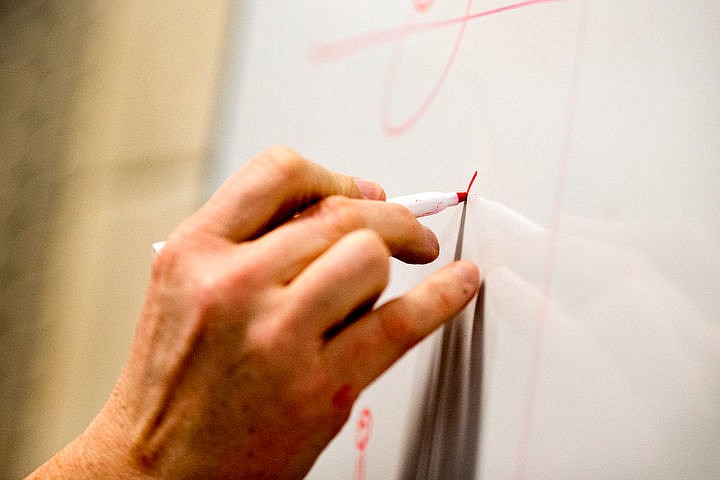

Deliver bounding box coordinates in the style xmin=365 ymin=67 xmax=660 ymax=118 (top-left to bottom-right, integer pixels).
xmin=326 ymin=260 xmax=480 ymax=390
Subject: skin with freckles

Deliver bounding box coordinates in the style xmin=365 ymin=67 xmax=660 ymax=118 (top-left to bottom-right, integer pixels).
xmin=27 ymin=146 xmax=480 ymax=480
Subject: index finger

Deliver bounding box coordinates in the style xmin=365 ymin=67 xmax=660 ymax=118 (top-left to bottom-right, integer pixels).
xmin=187 ymin=146 xmax=386 ymax=242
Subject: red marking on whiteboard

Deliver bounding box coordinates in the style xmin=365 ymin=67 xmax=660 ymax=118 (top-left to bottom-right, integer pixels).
xmin=311 ymin=0 xmax=563 ymax=136
xmin=382 ymin=0 xmax=473 ymax=136
xmin=457 ymin=169 xmax=478 ymax=202
xmin=413 ymin=0 xmax=436 ymax=12
xmin=512 ymin=2 xmax=590 ymax=479
xmin=353 ymin=408 xmax=373 ymax=480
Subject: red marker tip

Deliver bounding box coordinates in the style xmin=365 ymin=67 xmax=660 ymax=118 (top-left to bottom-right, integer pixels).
xmin=457 ymin=170 xmax=478 ymax=203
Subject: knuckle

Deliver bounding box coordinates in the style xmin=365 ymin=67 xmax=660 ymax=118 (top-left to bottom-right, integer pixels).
xmin=351 ymin=229 xmax=391 ymax=269
xmin=263 ymin=144 xmax=298 ymax=159
xmin=251 ymin=145 xmax=307 ymax=181
xmin=349 ymin=231 xmax=391 ymax=290
xmin=379 ymin=311 xmax=419 ymax=346
xmin=317 ymin=195 xmax=365 ymax=232
xmin=320 ymin=194 xmax=353 ymax=213
xmin=390 ymin=201 xmax=418 ymax=224
xmin=185 ymin=255 xmax=268 ymax=318
xmin=189 ymin=271 xmax=226 ymax=315
xmin=229 ymin=248 xmax=267 ymax=285
xmin=150 ymin=241 xmax=181 ymax=282
xmin=149 ymin=226 xmax=197 ymax=281
xmin=427 ymin=280 xmax=459 ymax=314
xmin=243 ymin=317 xmax=294 ymax=360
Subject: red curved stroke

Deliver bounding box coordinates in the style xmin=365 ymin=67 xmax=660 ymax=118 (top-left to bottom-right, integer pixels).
xmin=311 ymin=0 xmax=563 ymax=136
xmin=381 ymin=0 xmax=473 ymax=136
xmin=311 ymin=0 xmax=562 ymax=63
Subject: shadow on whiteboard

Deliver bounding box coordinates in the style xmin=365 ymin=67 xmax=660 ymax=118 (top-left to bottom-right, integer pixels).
xmin=459 ymin=194 xmax=720 ymax=478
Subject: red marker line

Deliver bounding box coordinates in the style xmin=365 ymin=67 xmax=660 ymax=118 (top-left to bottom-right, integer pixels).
xmin=354 ymin=408 xmax=373 ymax=480
xmin=311 ymin=0 xmax=563 ymax=63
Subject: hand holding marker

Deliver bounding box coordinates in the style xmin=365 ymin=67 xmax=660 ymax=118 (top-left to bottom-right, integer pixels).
xmin=152 ymin=171 xmax=478 ymax=255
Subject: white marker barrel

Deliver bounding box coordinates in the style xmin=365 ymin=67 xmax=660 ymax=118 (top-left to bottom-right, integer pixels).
xmin=388 ymin=191 xmax=460 ymax=217
xmin=152 ymin=191 xmax=463 ymax=255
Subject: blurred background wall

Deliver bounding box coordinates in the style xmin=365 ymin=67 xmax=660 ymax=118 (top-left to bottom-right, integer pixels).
xmin=0 ymin=1 xmax=231 ymax=476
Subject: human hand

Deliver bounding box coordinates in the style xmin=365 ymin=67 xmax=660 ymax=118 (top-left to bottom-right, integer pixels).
xmin=31 ymin=147 xmax=479 ymax=479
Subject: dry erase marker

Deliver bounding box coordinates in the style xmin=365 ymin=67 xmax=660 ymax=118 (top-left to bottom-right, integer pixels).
xmin=151 ymin=192 xmax=466 ymax=255
xmin=387 ymin=170 xmax=477 ymax=217
xmin=388 ymin=190 xmax=468 ymax=217
xmin=153 ymin=171 xmax=478 ymax=255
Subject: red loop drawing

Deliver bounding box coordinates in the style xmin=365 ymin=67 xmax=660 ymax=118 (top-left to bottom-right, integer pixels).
xmin=312 ymin=0 xmax=562 ymax=137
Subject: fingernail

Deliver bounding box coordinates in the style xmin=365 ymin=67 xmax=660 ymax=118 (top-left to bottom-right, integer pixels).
xmin=452 ymin=261 xmax=479 ymax=286
xmin=353 ymin=178 xmax=385 ymax=200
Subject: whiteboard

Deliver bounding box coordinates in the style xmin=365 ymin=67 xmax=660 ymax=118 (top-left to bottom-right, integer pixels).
xmin=212 ymin=1 xmax=720 ymax=479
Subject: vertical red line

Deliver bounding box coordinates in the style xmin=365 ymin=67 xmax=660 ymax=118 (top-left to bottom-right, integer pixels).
xmin=354 ymin=453 xmax=366 ymax=480
xmin=512 ymin=1 xmax=591 ymax=479
xmin=354 ymin=408 xmax=372 ymax=480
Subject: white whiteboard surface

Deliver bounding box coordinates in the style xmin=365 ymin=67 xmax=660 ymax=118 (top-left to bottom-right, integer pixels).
xmin=212 ymin=1 xmax=720 ymax=479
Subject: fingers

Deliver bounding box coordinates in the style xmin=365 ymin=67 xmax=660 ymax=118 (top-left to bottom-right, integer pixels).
xmin=252 ymin=195 xmax=439 ymax=285
xmin=186 ymin=146 xmax=386 ymax=242
xmin=323 ymin=261 xmax=480 ymax=390
xmin=288 ymin=229 xmax=391 ymax=337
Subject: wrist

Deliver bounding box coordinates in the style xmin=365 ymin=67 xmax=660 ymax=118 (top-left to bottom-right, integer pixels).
xmin=26 ymin=413 xmax=147 ymax=480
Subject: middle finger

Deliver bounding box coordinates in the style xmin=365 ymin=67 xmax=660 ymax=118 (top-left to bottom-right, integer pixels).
xmin=251 ymin=195 xmax=439 ymax=285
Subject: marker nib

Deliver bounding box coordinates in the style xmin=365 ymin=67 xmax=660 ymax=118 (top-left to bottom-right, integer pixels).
xmin=457 ymin=170 xmax=478 ymax=203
